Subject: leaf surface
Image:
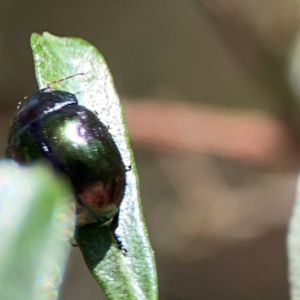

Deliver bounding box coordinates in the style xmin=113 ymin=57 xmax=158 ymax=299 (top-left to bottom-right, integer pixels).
xmin=30 ymin=32 xmax=158 ymax=300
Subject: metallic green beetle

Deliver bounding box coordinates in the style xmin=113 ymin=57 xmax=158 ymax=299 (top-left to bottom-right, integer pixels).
xmin=6 ymin=86 xmax=128 ymax=254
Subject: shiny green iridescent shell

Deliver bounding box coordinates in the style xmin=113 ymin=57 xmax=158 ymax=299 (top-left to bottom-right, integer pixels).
xmin=6 ymin=88 xmax=126 ymax=226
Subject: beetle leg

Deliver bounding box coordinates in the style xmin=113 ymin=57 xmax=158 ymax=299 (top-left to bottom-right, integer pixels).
xmin=110 ymin=212 xmax=128 ymax=256
xmin=69 ymin=236 xmax=78 ymax=247
xmin=125 ymin=165 xmax=132 ymax=172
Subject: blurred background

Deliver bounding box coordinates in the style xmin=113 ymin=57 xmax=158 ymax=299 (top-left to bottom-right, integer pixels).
xmin=1 ymin=0 xmax=300 ymax=299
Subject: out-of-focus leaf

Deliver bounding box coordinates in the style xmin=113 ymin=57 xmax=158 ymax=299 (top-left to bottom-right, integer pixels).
xmin=287 ymin=174 xmax=300 ymax=299
xmin=0 ymin=161 xmax=75 ymax=300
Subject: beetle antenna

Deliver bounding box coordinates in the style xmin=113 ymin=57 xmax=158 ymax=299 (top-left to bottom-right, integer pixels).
xmin=46 ymin=73 xmax=85 ymax=88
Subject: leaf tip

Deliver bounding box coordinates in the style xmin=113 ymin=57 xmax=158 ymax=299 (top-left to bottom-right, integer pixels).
xmin=42 ymin=31 xmax=60 ymax=44
xmin=42 ymin=31 xmax=53 ymax=38
xmin=30 ymin=32 xmax=41 ymax=46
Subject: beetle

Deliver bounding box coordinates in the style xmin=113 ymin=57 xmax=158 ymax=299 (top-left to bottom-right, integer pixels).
xmin=6 ymin=75 xmax=128 ymax=254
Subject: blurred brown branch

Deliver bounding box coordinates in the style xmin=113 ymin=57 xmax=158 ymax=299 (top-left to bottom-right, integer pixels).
xmin=124 ymin=99 xmax=299 ymax=166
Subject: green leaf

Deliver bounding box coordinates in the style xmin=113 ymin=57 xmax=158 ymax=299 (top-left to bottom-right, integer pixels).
xmin=30 ymin=32 xmax=158 ymax=300
xmin=0 ymin=161 xmax=75 ymax=300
